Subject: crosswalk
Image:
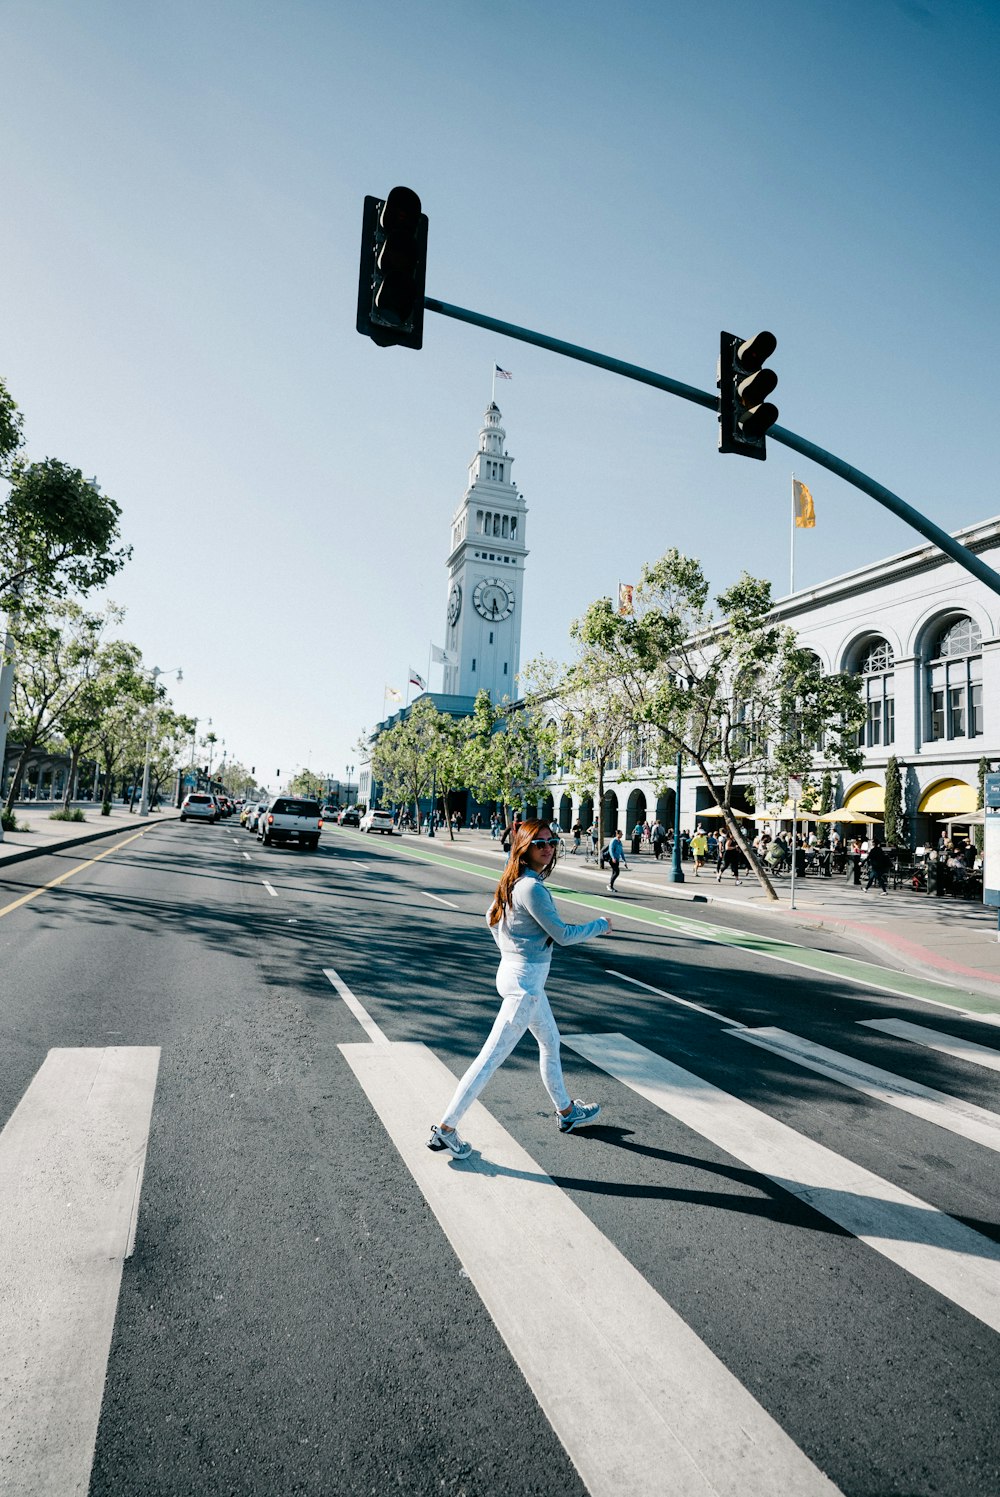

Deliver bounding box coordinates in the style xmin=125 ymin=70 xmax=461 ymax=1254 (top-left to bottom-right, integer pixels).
xmin=332 ymin=969 xmax=1000 ymax=1495
xmin=4 ymin=967 xmax=1000 ymax=1497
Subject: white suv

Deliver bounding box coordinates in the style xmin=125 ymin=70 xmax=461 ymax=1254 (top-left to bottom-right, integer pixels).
xmin=360 ymin=809 xmax=395 ymax=835
xmin=180 ymin=792 xmax=218 ymax=823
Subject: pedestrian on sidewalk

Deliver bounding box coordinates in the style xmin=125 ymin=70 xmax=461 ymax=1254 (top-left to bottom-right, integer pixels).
xmin=717 ymin=833 xmax=742 ymax=883
xmin=690 ymin=826 xmax=708 ymax=876
xmin=651 ymin=819 xmax=666 ymax=860
xmin=608 ymin=828 xmax=628 ymax=893
xmin=428 ymin=819 xmax=612 ymax=1159
xmin=570 ymin=820 xmax=582 ymax=854
xmin=865 ymin=841 xmax=890 ymax=893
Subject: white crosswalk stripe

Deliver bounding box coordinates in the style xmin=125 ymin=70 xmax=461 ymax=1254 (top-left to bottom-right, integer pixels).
xmin=859 ymin=1016 xmax=1000 ymax=1072
xmin=731 ymin=1025 xmax=1000 ymax=1153
xmin=340 ymin=1038 xmax=842 ymax=1497
xmin=563 ymin=1031 xmax=1000 ymax=1334
xmin=0 ymin=1047 xmax=160 ymax=1497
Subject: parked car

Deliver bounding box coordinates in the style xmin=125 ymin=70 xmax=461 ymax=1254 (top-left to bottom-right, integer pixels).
xmin=338 ymin=809 xmax=360 ymax=827
xmin=180 ymin=792 xmax=218 ymax=823
xmin=258 ymin=796 xmax=323 ymax=849
xmin=360 ymin=809 xmax=395 ymax=835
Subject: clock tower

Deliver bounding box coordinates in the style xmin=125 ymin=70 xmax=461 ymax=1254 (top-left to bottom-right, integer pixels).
xmin=443 ymin=401 xmax=528 ymax=703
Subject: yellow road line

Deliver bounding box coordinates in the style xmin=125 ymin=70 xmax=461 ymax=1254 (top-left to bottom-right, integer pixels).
xmin=0 ymin=831 xmax=147 ymax=920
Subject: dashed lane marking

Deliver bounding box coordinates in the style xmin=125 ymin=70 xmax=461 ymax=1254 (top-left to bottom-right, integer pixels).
xmin=422 ymin=890 xmax=460 ymax=910
xmin=262 ymin=880 xmax=278 ymax=897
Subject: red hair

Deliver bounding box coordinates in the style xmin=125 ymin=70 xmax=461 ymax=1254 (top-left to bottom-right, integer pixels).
xmin=487 ymin=819 xmax=556 ymax=926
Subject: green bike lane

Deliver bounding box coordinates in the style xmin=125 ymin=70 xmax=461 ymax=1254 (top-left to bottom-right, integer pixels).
xmin=344 ymin=834 xmax=1000 ymax=1023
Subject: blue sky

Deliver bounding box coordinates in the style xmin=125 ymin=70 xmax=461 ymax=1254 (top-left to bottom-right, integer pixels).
xmin=1 ymin=0 xmax=998 ymax=791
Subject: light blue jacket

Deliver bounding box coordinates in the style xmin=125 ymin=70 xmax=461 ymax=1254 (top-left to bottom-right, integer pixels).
xmin=489 ymin=871 xmax=609 ymax=965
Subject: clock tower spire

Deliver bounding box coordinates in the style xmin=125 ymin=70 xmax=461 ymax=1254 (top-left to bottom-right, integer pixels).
xmin=443 ymin=401 xmax=528 ymax=703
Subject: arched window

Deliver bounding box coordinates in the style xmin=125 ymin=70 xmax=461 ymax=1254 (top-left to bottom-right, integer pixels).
xmin=927 ymin=616 xmax=982 ymax=741
xmin=855 ymin=638 xmax=894 ymax=748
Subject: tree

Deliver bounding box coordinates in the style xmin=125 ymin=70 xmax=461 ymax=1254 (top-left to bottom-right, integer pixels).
xmin=526 ymin=653 xmax=637 ymax=857
xmin=1 ymin=460 xmax=131 ymax=615
xmin=976 ymin=757 xmax=990 ymax=854
xmin=57 ymin=636 xmax=146 ymax=810
xmin=0 ymin=376 xmax=23 ymax=476
xmin=575 ymin=550 xmax=866 ymax=901
xmin=816 ymin=770 xmax=834 ymax=847
xmin=464 ymin=690 xmax=557 ymax=826
xmin=4 ymin=601 xmax=117 ymax=812
xmin=884 ymin=755 xmax=904 ymax=848
xmin=366 ymin=697 xmax=438 ymax=828
xmin=92 ymin=685 xmax=153 ymax=813
xmin=288 ymin=769 xmax=325 ymax=800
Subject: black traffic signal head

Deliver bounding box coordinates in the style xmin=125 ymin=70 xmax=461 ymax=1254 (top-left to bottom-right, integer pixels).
xmin=718 ymin=330 xmax=779 ymax=459
xmin=357 ymin=187 xmax=428 ymax=349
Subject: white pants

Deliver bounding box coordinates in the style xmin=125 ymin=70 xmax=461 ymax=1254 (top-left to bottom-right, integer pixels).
xmin=441 ymin=961 xmax=571 ymax=1127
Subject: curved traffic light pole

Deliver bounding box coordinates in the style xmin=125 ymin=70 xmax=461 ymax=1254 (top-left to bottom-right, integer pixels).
xmin=424 ymin=295 xmax=1000 ymax=600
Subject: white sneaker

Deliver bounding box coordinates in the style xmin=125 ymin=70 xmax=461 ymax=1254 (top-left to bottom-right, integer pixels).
xmin=558 ymin=1100 xmax=601 ymax=1133
xmin=427 ymin=1124 xmax=472 ymax=1159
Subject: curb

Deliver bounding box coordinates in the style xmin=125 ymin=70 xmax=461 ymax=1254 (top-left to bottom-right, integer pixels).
xmin=0 ymin=813 xmax=177 ymax=869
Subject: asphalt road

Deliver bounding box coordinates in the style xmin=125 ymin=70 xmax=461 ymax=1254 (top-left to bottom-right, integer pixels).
xmin=2 ymin=820 xmax=999 ymax=1497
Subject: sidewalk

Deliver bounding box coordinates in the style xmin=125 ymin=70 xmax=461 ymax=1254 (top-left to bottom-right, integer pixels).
xmin=409 ymin=828 xmax=1000 ymax=1001
xmin=0 ymin=802 xmax=176 ymax=869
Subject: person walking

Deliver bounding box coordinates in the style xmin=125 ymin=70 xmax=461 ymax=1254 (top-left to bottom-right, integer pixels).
xmin=570 ymin=820 xmax=582 ymax=854
xmin=717 ymin=833 xmax=742 ymax=883
xmin=428 ymin=820 xmax=611 ymax=1159
xmin=651 ymin=819 xmax=666 ymax=860
xmin=865 ymin=840 xmax=890 ymax=893
xmin=607 ymin=827 xmax=628 ymax=893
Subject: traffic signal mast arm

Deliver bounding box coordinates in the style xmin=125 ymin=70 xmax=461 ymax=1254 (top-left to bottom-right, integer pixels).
xmin=422 ymin=294 xmax=1000 ymax=602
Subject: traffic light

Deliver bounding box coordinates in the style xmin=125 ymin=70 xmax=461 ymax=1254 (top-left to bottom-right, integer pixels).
xmin=356 ymin=187 xmax=428 ymax=349
xmin=718 ymin=330 xmax=778 ymax=460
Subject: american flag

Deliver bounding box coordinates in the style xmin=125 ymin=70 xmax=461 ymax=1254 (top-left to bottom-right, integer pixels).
xmin=494 ymin=364 xmax=512 ymax=379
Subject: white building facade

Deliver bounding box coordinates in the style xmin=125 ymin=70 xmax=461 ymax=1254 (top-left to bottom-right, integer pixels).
xmin=542 ymin=518 xmax=1000 ymax=847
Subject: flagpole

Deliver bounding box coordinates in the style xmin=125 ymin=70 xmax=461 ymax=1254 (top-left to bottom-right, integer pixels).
xmin=491 ymin=363 xmax=496 ymax=403
xmin=790 ymin=472 xmax=796 ymax=595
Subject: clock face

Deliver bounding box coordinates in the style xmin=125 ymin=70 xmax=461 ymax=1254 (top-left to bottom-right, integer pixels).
xmin=473 ymin=577 xmax=514 ymax=621
xmin=447 ymin=583 xmax=462 ymax=625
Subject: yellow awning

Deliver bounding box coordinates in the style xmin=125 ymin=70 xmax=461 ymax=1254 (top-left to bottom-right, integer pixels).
xmin=767 ymin=802 xmax=820 ymax=819
xmin=844 ymin=782 xmax=885 ymax=814
xmin=918 ymin=779 xmax=976 ymax=815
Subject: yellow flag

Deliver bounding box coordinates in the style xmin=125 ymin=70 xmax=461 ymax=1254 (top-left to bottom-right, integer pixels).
xmin=618 ymin=582 xmax=634 ymax=616
xmin=793 ymin=479 xmax=815 ymax=529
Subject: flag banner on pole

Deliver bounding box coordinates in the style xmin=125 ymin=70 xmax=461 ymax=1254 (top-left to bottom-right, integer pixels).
xmin=618 ymin=582 xmax=635 ymax=616
xmin=430 ymin=644 xmax=456 ymax=665
xmin=385 ymin=685 xmax=402 ymax=702
xmin=409 ymin=668 xmax=426 ymax=690
xmin=793 ymin=479 xmax=816 ymax=529
xmin=494 ymin=364 xmax=513 ymax=379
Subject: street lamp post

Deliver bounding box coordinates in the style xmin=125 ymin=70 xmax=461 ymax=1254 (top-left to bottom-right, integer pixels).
xmin=428 ymin=766 xmax=437 ymax=837
xmin=139 ymin=665 xmax=182 ymax=816
xmin=345 ymin=764 xmax=354 ymax=809
xmin=668 ymin=749 xmax=685 ymax=883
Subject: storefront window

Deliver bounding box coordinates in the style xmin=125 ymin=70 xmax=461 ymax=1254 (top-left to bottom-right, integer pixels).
xmin=857 ymin=639 xmax=894 ymax=749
